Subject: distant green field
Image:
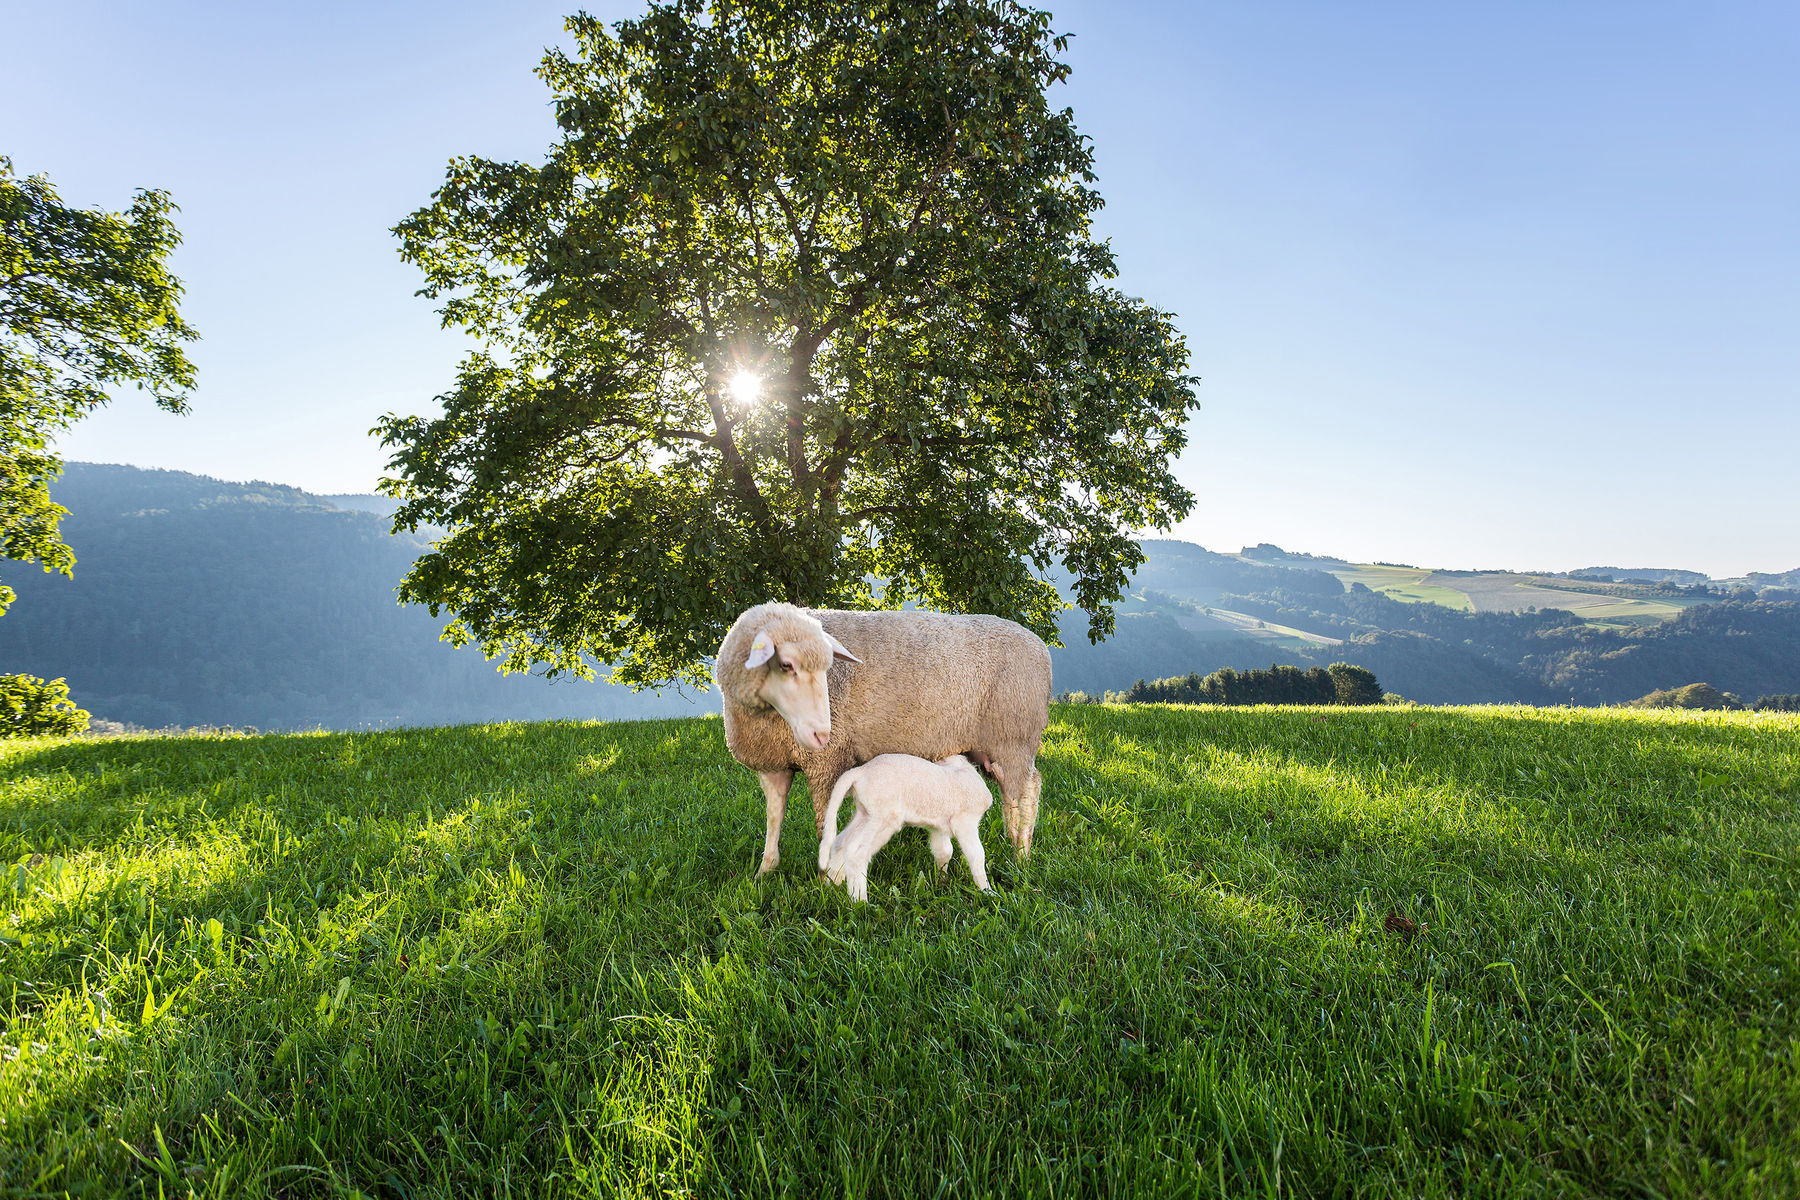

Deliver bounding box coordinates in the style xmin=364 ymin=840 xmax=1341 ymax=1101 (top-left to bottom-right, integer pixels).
xmin=3 ymin=708 xmax=1797 ymax=1197
xmin=1435 ymin=573 xmax=1692 ymax=621
xmin=1328 ymin=565 xmax=1708 ymax=625
xmin=1197 ymin=606 xmax=1344 ymax=647
xmin=1327 ymin=564 xmax=1476 ymax=610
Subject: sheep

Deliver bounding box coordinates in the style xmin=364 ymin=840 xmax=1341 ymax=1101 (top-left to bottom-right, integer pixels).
xmin=819 ymin=753 xmax=993 ymax=901
xmin=715 ymin=601 xmax=1051 ymax=876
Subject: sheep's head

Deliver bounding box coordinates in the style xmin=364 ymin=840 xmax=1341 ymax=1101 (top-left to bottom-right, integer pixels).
xmin=735 ymin=607 xmax=860 ymax=750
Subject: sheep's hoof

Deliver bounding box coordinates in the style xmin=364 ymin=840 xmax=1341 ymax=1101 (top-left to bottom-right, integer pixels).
xmin=756 ymin=857 xmax=778 ymax=877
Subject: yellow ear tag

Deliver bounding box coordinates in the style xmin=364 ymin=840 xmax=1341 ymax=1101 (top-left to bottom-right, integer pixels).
xmin=745 ymin=632 xmax=776 ymax=669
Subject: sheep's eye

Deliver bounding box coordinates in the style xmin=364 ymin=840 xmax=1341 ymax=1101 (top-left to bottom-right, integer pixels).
xmin=779 ymin=662 xmax=795 ymax=674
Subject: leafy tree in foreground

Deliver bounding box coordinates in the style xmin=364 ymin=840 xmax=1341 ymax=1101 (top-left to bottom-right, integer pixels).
xmin=0 ymin=158 xmax=196 ymax=616
xmin=0 ymin=673 xmax=89 ymax=737
xmin=379 ymin=0 xmax=1200 ymax=689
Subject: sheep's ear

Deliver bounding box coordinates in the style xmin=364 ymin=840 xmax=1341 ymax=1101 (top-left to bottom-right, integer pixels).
xmin=744 ymin=631 xmax=776 ymax=669
xmin=825 ymin=632 xmax=861 ymax=664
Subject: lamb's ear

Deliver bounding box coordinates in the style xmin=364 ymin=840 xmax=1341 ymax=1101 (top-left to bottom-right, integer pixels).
xmin=744 ymin=631 xmax=776 ymax=669
xmin=825 ymin=631 xmax=861 ymax=664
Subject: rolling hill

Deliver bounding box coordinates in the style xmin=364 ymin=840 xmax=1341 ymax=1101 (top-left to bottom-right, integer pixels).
xmin=0 ymin=465 xmax=701 ymax=730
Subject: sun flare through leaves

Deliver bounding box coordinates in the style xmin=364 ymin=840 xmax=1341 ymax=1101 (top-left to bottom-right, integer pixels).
xmin=725 ymin=370 xmax=762 ymax=408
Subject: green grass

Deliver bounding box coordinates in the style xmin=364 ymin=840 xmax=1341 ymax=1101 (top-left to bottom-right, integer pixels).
xmin=2 ymin=706 xmax=1797 ymax=1198
xmin=1438 ymin=574 xmax=1690 ymax=622
xmin=1327 ymin=566 xmax=1476 ymax=612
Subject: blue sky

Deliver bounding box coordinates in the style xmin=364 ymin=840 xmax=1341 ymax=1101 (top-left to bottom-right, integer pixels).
xmin=6 ymin=1 xmax=1796 ymax=576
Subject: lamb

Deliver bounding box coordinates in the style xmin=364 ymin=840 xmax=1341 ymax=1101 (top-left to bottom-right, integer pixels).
xmin=819 ymin=753 xmax=994 ymax=901
xmin=714 ymin=602 xmax=1052 ymax=876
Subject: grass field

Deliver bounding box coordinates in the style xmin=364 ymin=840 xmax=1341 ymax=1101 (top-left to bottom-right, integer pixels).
xmin=1326 ymin=566 xmax=1476 ymax=612
xmin=1429 ymin=574 xmax=1691 ymax=622
xmin=1198 ymin=607 xmax=1343 ymax=648
xmin=2 ymin=707 xmax=1797 ymax=1198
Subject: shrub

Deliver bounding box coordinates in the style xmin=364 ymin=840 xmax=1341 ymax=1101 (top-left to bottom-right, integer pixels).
xmin=1328 ymin=662 xmax=1384 ymax=706
xmin=0 ymin=674 xmax=92 ymax=737
xmin=1753 ymin=693 xmax=1800 ymax=712
xmin=1627 ymin=682 xmax=1744 ymax=711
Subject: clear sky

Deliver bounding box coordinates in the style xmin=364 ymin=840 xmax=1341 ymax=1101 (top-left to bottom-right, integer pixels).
xmin=6 ymin=1 xmax=1796 ymax=576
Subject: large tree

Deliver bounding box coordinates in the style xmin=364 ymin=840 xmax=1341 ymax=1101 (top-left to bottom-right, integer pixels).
xmin=381 ymin=0 xmax=1200 ymax=689
xmin=0 ymin=157 xmax=196 ymax=615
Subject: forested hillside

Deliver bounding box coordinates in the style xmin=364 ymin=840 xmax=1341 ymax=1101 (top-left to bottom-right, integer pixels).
xmin=0 ymin=465 xmax=699 ymax=729
xmin=1091 ymin=572 xmax=1800 ymax=705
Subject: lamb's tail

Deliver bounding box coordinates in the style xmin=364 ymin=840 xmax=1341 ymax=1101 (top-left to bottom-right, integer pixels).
xmin=820 ymin=767 xmax=861 ymax=870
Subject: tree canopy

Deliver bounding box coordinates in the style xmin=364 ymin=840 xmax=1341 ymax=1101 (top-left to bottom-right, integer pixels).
xmin=0 ymin=158 xmax=197 ymax=616
xmin=380 ymin=0 xmax=1200 ymax=689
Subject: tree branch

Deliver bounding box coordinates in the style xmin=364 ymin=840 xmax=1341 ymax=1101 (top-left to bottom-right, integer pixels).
xmin=702 ymin=382 xmax=778 ymax=540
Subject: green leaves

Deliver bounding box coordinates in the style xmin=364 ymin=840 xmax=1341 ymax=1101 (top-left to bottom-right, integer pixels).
xmin=0 ymin=157 xmax=197 ymax=615
xmin=381 ymin=1 xmax=1200 ymax=687
xmin=0 ymin=673 xmax=90 ymax=737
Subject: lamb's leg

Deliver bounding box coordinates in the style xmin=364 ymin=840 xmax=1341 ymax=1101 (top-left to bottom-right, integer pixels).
xmin=845 ymin=813 xmax=903 ymax=903
xmin=755 ymin=769 xmax=793 ymax=876
xmin=952 ymin=812 xmax=991 ymax=891
xmin=928 ymin=828 xmax=954 ymax=875
xmin=826 ymin=807 xmax=867 ymax=885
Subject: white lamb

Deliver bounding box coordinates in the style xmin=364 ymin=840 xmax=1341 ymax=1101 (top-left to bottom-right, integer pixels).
xmin=818 ymin=753 xmax=994 ymax=902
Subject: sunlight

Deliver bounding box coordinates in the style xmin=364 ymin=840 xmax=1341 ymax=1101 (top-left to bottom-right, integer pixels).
xmin=726 ymin=370 xmax=762 ymax=407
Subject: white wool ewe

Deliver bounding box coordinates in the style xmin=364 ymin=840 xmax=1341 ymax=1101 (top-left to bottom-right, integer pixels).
xmin=819 ymin=753 xmax=993 ymax=902
xmin=715 ymin=602 xmax=1052 ymax=875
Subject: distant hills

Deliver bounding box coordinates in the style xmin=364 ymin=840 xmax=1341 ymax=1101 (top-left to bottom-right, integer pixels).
xmin=1051 ymin=540 xmax=1799 ymax=705
xmin=0 ymin=465 xmax=701 ymax=730
xmin=1 ymin=465 xmax=1795 ymax=728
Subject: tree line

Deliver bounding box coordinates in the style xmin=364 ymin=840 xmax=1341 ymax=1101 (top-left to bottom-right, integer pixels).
xmin=1063 ymin=661 xmax=1383 ymax=707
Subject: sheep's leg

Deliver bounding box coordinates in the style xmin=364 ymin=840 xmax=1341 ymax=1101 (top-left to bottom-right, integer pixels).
xmin=1017 ymin=764 xmax=1042 ymax=858
xmin=978 ymin=753 xmax=1019 ymax=844
xmin=995 ymin=749 xmax=1040 ymax=858
xmin=952 ymin=812 xmax=991 ymax=891
xmin=928 ymin=828 xmax=954 ymax=875
xmin=805 ymin=757 xmax=855 ymax=838
xmin=755 ymin=769 xmax=793 ymax=876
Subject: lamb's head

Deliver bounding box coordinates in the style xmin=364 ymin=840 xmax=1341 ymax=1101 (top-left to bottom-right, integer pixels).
xmin=937 ymin=753 xmax=978 ymax=773
xmin=721 ymin=603 xmax=861 ymax=751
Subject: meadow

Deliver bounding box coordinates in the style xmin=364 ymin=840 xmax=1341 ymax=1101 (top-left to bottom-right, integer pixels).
xmin=1 ymin=706 xmax=1796 ymax=1198
xmin=1323 ymin=566 xmax=1475 ymax=612
xmin=1431 ymin=575 xmax=1691 ymax=623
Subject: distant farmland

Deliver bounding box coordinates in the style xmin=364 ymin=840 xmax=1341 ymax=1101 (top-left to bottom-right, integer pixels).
xmin=1325 ymin=564 xmax=1475 ymax=610
xmin=1426 ymin=572 xmax=1689 ymax=621
xmin=1317 ymin=562 xmax=1701 ymax=625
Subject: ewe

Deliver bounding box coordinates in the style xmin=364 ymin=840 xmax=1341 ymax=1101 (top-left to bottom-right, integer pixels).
xmin=715 ymin=602 xmax=1051 ymax=876
xmin=819 ymin=753 xmax=994 ymax=902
